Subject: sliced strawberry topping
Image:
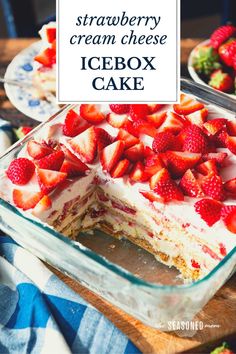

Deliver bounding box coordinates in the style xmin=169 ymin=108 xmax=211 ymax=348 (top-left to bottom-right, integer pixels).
xmin=106 ymin=112 xmax=129 ymax=128
xmin=6 ymin=158 xmax=35 ymax=185
xmin=179 ymin=169 xmax=204 ymax=197
xmin=161 ymin=151 xmax=201 ymax=178
xmin=129 ymin=104 xmax=149 ymax=121
xmin=158 ymin=111 xmax=186 ymax=134
xmin=147 ymin=104 xmax=164 ymax=114
xmin=60 ymin=159 xmax=89 ymax=177
xmin=34 ymin=48 xmax=56 ymax=67
xmin=27 ymin=140 xmax=53 ymax=160
xmin=150 ymin=168 xmax=184 ymax=202
xmin=124 ymin=143 xmax=144 ymax=162
xmin=117 ymin=129 xmax=139 ymax=148
xmin=183 ymin=124 xmax=208 ymax=153
xmin=13 ymin=189 xmax=44 ymax=210
xmin=109 ymin=104 xmax=130 ymax=114
xmin=146 ymin=110 xmax=167 ymax=128
xmin=123 ymin=120 xmax=139 ymax=137
xmin=221 ymin=205 xmax=236 ymax=234
xmin=152 ymin=131 xmax=174 ymax=153
xmin=35 ymin=151 xmax=65 ymax=171
xmin=139 ymin=190 xmax=163 ymax=203
xmin=63 ymin=109 xmax=90 ymax=137
xmin=203 ymin=118 xmax=227 ymax=136
xmin=226 ymin=120 xmax=236 ymax=136
xmin=129 ymin=162 xmax=149 ymax=182
xmin=201 ymin=172 xmax=225 ymax=201
xmin=202 ymin=152 xmax=228 ymax=165
xmin=191 ymin=260 xmax=200 ymax=269
xmin=215 ymin=128 xmax=229 ymax=147
xmin=68 ymin=127 xmax=97 ymax=163
xmin=144 ymin=154 xmax=164 ymax=177
xmin=225 ymin=135 xmax=236 ymax=154
xmin=194 ymin=198 xmax=222 ymax=226
xmin=80 ymin=104 xmax=105 ymax=124
xmin=110 ymin=159 xmax=130 ymax=178
xmin=224 ymin=178 xmax=236 ymax=195
xmin=46 ymin=27 xmax=56 ymax=43
xmin=133 ymin=119 xmax=157 ymax=137
xmin=95 ymin=128 xmax=114 ymax=151
xmin=173 ymin=94 xmax=204 ymax=115
xmin=100 ymin=140 xmax=125 ymax=172
xmin=185 ymin=108 xmax=208 ymax=126
xmin=33 ymin=195 xmax=52 ymax=215
xmin=196 ymin=160 xmax=218 ymax=176
xmin=143 ymin=146 xmax=155 ymax=157
xmin=36 ymin=168 xmax=67 ymax=194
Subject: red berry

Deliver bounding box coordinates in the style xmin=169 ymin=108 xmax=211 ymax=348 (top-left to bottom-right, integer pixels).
xmin=201 ymin=172 xmax=225 ymax=201
xmin=179 ymin=169 xmax=204 ymax=198
xmin=210 ymin=25 xmax=236 ymax=49
xmin=95 ymin=127 xmax=114 ymax=151
xmin=183 ymin=124 xmax=208 ymax=153
xmin=35 ymin=151 xmax=65 ymax=171
xmin=6 ymin=158 xmax=35 ymax=185
xmin=209 ymin=69 xmax=234 ymax=93
xmin=13 ymin=189 xmax=44 ymax=210
xmin=109 ymin=104 xmax=130 ymax=114
xmin=63 ymin=109 xmax=90 ymax=137
xmin=152 ymin=131 xmax=174 ymax=153
xmin=80 ymin=104 xmax=105 ymax=124
xmin=221 ymin=205 xmax=236 ymax=234
xmin=194 ymin=198 xmax=222 ymax=226
xmin=129 ymin=104 xmax=149 ymax=121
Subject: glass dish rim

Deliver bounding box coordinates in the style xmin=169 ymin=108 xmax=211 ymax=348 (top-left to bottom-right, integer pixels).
xmin=0 ymin=81 xmax=236 ymax=292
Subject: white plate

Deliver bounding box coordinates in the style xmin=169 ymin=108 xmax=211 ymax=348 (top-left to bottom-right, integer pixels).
xmin=4 ymin=41 xmax=60 ymax=122
xmin=188 ymin=39 xmax=236 ymax=100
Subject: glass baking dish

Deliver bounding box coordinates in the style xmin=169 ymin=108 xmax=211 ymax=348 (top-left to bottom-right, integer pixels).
xmin=0 ymin=79 xmax=236 ymax=335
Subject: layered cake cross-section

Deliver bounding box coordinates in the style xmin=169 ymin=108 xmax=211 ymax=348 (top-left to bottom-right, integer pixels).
xmin=1 ymin=95 xmax=236 ymax=281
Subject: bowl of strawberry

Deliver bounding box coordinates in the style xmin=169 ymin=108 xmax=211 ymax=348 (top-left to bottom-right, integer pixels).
xmin=188 ymin=25 xmax=236 ymax=97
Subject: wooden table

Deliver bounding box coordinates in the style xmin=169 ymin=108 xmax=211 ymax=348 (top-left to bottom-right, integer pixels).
xmin=0 ymin=38 xmax=236 ymax=354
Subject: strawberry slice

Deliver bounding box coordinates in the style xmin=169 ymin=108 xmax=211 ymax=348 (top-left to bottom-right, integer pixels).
xmin=106 ymin=112 xmax=129 ymax=128
xmin=158 ymin=111 xmax=187 ymax=134
xmin=63 ymin=109 xmax=90 ymax=137
xmin=215 ymin=128 xmax=229 ymax=147
xmin=147 ymin=104 xmax=164 ymax=114
xmin=27 ymin=140 xmax=53 ymax=160
xmin=13 ymin=189 xmax=44 ymax=210
xmin=46 ymin=27 xmax=56 ymax=43
xmin=123 ymin=120 xmax=139 ymax=137
xmin=224 ymin=178 xmax=236 ymax=195
xmin=152 ymin=131 xmax=174 ymax=153
xmin=100 ymin=140 xmax=125 ymax=172
xmin=225 ymin=135 xmax=236 ymax=154
xmin=32 ymin=195 xmax=52 ymax=215
xmin=35 ymin=150 xmax=65 ymax=171
xmin=196 ymin=160 xmax=218 ymax=176
xmin=194 ymin=198 xmax=222 ymax=226
xmin=183 ymin=124 xmax=208 ymax=153
xmin=150 ymin=168 xmax=184 ymax=201
xmin=80 ymin=104 xmax=105 ymax=124
xmin=173 ymin=94 xmax=204 ymax=115
xmin=117 ymin=128 xmax=139 ymax=148
xmin=185 ymin=108 xmax=208 ymax=126
xmin=129 ymin=104 xmax=149 ymax=121
xmin=139 ymin=190 xmax=163 ymax=203
xmin=179 ymin=169 xmax=204 ymax=197
xmin=34 ymin=48 xmax=56 ymax=67
xmin=133 ymin=119 xmax=157 ymax=137
xmin=60 ymin=159 xmax=89 ymax=177
xmin=36 ymin=168 xmax=67 ymax=194
xmin=144 ymin=146 xmax=155 ymax=157
xmin=68 ymin=127 xmax=97 ymax=164
xmin=129 ymin=162 xmax=149 ymax=182
xmin=161 ymin=151 xmax=201 ymax=178
xmin=124 ymin=143 xmax=144 ymax=162
xmin=202 ymin=152 xmax=228 ymax=165
xmin=95 ymin=127 xmax=114 ymax=151
xmin=226 ymin=120 xmax=236 ymax=136
xmin=144 ymin=154 xmax=164 ymax=177
xmin=203 ymin=118 xmax=227 ymax=136
xmin=110 ymin=159 xmax=130 ymax=178
xmin=109 ymin=104 xmax=130 ymax=114
xmin=146 ymin=110 xmax=167 ymax=128
xmin=201 ymin=172 xmax=226 ymax=201
xmin=221 ymin=205 xmax=236 ymax=233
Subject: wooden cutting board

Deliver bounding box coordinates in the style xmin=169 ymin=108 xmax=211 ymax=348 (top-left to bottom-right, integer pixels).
xmin=50 ymin=266 xmax=236 ymax=354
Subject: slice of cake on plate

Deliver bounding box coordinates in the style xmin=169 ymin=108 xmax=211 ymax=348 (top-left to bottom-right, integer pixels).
xmin=1 ymin=95 xmax=236 ymax=281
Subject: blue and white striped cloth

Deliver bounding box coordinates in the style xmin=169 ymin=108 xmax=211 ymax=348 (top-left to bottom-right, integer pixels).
xmin=0 ymin=119 xmax=140 ymax=354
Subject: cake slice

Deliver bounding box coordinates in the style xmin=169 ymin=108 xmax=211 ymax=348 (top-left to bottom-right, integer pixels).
xmin=1 ymin=97 xmax=236 ymax=281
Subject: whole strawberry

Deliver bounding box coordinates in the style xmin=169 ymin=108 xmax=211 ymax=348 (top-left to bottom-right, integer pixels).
xmin=218 ymin=39 xmax=236 ymax=67
xmin=209 ymin=69 xmax=234 ymax=93
xmin=6 ymin=158 xmax=35 ymax=185
xmin=193 ymin=45 xmax=221 ymax=75
xmin=210 ymin=25 xmax=236 ymax=49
